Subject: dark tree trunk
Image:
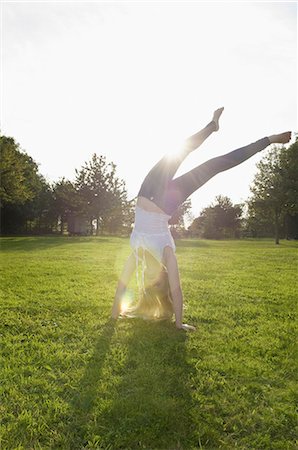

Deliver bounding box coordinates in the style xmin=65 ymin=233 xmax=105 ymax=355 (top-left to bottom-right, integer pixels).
xmin=274 ymin=209 xmax=280 ymax=245
xmin=284 ymin=214 xmax=289 ymax=240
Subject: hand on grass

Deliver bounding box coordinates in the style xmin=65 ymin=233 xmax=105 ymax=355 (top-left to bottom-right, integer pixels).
xmin=178 ymin=323 xmax=196 ymax=332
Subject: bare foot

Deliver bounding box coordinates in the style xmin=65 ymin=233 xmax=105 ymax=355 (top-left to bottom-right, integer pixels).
xmin=212 ymin=107 xmax=224 ymax=131
xmin=268 ymin=131 xmax=292 ymax=144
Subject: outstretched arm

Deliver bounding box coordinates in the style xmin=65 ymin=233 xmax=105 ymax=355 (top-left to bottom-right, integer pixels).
xmin=111 ymin=252 xmax=136 ymax=319
xmin=182 ymin=107 xmax=224 ymax=154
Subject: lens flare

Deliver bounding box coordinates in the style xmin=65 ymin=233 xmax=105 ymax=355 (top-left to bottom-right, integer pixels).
xmin=120 ymin=290 xmax=133 ymax=314
xmin=164 ymin=139 xmax=188 ymax=161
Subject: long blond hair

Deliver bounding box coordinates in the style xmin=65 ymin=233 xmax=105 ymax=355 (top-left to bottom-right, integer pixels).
xmin=125 ymin=250 xmax=174 ymax=320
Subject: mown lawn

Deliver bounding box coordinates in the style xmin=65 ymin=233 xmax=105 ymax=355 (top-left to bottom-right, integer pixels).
xmin=0 ymin=236 xmax=297 ymax=450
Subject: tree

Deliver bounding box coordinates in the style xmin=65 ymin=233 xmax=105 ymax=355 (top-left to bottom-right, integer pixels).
xmin=280 ymin=138 xmax=298 ymax=237
xmin=0 ymin=136 xmax=42 ymax=206
xmin=74 ymin=154 xmax=128 ymax=235
xmin=101 ymin=198 xmax=135 ymax=236
xmin=189 ymin=195 xmax=243 ymax=239
xmin=169 ymin=199 xmax=192 ymax=238
xmin=0 ymin=135 xmax=138 ymax=236
xmin=247 ymin=139 xmax=298 ymax=244
xmin=51 ymin=179 xmax=79 ymax=234
xmin=23 ymin=179 xmax=54 ymax=234
xmin=0 ymin=136 xmax=49 ymax=234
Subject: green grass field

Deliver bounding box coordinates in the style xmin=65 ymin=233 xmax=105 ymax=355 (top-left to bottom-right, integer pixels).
xmin=0 ymin=237 xmax=297 ymax=450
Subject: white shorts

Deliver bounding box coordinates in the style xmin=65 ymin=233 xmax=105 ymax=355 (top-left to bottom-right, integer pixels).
xmin=130 ymin=206 xmax=176 ymax=263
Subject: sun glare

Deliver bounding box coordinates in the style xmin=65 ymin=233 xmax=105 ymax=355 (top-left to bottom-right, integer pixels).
xmin=120 ymin=291 xmax=133 ymax=314
xmin=3 ymin=2 xmax=295 ymax=217
xmin=164 ymin=138 xmax=187 ymax=161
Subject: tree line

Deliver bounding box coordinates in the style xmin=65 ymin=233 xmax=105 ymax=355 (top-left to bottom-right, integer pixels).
xmin=0 ymin=135 xmax=189 ymax=236
xmin=1 ymin=134 xmax=297 ymax=242
xmin=189 ymin=138 xmax=298 ymax=243
xmin=0 ymin=136 xmax=133 ymax=235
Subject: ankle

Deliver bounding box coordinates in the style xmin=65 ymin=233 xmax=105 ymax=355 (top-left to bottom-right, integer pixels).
xmin=207 ymin=120 xmax=217 ymax=132
xmin=268 ymin=135 xmax=275 ymax=144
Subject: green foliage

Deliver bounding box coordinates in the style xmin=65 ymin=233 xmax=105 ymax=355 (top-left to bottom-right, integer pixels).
xmin=189 ymin=195 xmax=243 ymax=239
xmin=169 ymin=199 xmax=192 ymax=238
xmin=247 ymin=139 xmax=298 ymax=242
xmin=52 ymin=178 xmax=78 ymax=216
xmin=0 ymin=136 xmax=51 ymax=233
xmin=0 ymin=135 xmax=132 ymax=236
xmin=0 ymin=136 xmax=44 ymax=206
xmin=51 ymin=179 xmax=79 ymax=234
xmin=74 ymin=154 xmax=129 ymax=235
xmin=100 ymin=198 xmax=135 ymax=236
xmin=75 ymin=154 xmax=127 ymax=219
xmin=1 ymin=237 xmax=297 ymax=449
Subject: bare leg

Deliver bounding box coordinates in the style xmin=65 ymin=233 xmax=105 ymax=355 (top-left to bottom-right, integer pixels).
xmin=111 ymin=252 xmax=136 ymax=319
xmin=169 ymin=131 xmax=292 ymax=211
xmin=183 ymin=107 xmax=224 ymax=154
xmin=163 ymin=246 xmax=195 ymax=331
xmin=137 ymin=108 xmax=225 ymax=209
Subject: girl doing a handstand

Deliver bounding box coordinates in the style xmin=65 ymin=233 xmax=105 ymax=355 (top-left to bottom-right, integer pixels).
xmin=111 ymin=107 xmax=291 ymax=331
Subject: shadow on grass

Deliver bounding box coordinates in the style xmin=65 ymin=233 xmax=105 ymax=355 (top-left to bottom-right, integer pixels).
xmin=65 ymin=319 xmax=117 ymax=448
xmin=0 ymin=236 xmax=112 ymax=252
xmin=67 ymin=318 xmax=197 ymax=450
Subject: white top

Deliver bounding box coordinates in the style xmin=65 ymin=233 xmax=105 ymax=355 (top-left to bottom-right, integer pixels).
xmin=130 ymin=205 xmax=176 ymax=263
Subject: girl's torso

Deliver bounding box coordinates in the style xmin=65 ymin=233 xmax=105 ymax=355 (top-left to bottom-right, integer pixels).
xmin=130 ymin=198 xmax=175 ymax=262
xmin=136 ymin=196 xmax=166 ymax=214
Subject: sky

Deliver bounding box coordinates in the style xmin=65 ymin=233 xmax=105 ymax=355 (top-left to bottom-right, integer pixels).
xmin=1 ymin=1 xmax=297 ymax=219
